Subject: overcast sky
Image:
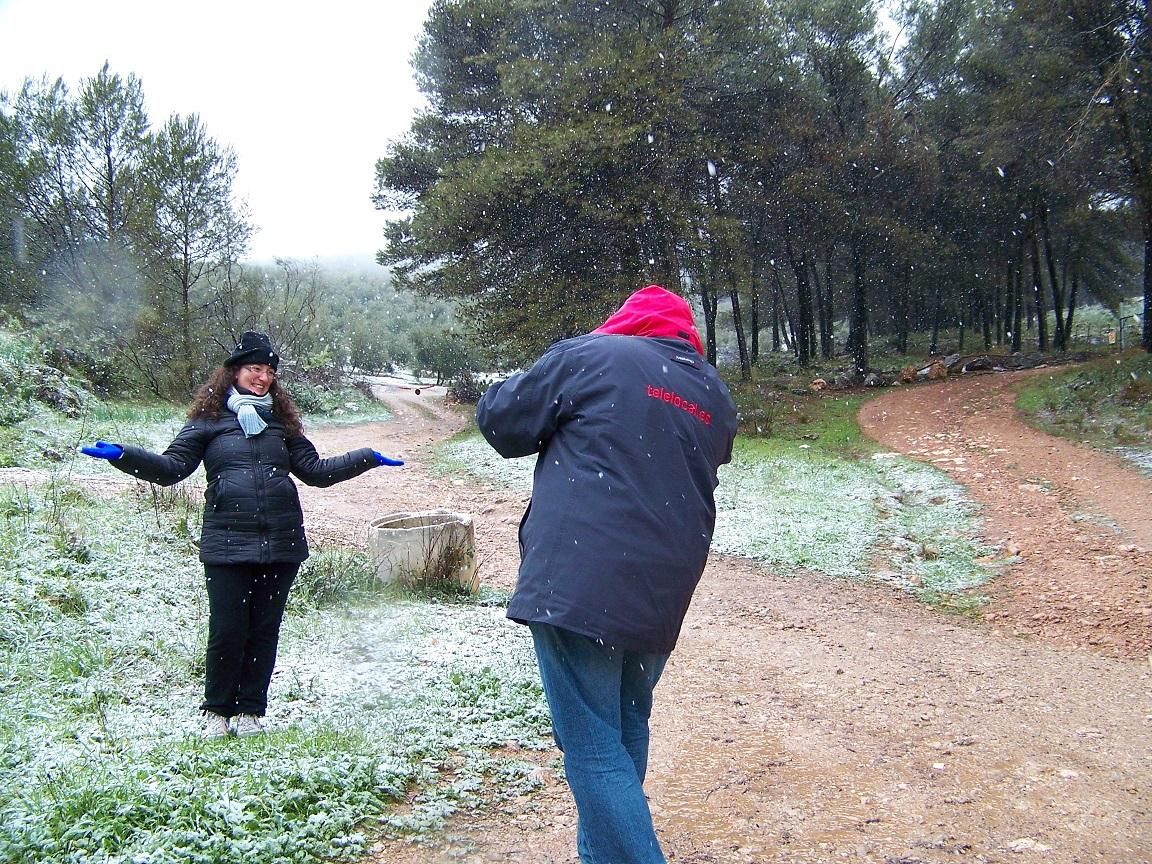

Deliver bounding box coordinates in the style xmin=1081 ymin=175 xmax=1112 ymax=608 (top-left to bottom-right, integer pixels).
xmin=0 ymin=0 xmax=432 ymax=262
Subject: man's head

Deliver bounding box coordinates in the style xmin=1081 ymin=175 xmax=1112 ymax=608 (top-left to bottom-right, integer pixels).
xmin=593 ymin=285 xmax=704 ymax=355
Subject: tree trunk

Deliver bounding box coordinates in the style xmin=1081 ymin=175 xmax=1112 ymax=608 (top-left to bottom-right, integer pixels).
xmin=770 ymin=261 xmax=792 ymax=353
xmin=975 ymin=262 xmax=992 ymax=350
xmin=822 ymin=256 xmax=835 ymax=357
xmin=771 ymin=285 xmax=782 ymax=353
xmin=1066 ymin=266 xmax=1080 ymax=342
xmin=894 ymin=268 xmax=910 ymax=354
xmin=1029 ymin=224 xmax=1049 ymax=352
xmin=1039 ymin=207 xmax=1066 ymax=351
xmin=180 ymin=269 xmax=195 ymax=397
xmin=749 ymin=275 xmax=761 ymax=365
xmin=728 ymin=270 xmax=751 ymax=380
xmin=1144 ymin=214 xmax=1152 ymax=352
xmin=785 ymin=241 xmax=814 ymax=367
xmin=1011 ymin=236 xmax=1024 ymax=353
xmin=696 ymin=280 xmax=719 ymax=367
xmin=958 ymin=281 xmax=967 ymax=353
xmin=930 ymin=282 xmax=942 ymax=355
xmin=997 ymin=257 xmax=1008 ymax=346
xmin=849 ymin=236 xmax=869 ymax=374
xmin=811 ymin=257 xmax=834 ymax=359
xmin=811 ymin=260 xmax=828 ymax=359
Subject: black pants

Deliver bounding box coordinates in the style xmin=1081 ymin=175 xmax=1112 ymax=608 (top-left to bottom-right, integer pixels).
xmin=200 ymin=562 xmax=299 ymax=717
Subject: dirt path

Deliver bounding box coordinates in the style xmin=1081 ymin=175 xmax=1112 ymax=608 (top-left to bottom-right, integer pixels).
xmin=858 ymin=369 xmax=1152 ymax=659
xmin=299 ymin=376 xmax=1151 ymax=864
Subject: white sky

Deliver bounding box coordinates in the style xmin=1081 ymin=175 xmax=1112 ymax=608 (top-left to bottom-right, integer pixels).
xmin=0 ymin=0 xmax=432 ymax=262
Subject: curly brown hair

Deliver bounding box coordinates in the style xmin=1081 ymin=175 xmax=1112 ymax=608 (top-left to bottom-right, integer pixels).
xmin=187 ymin=366 xmax=304 ymax=438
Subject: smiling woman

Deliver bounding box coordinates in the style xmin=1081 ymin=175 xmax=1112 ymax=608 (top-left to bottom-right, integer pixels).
xmin=236 ymin=364 xmax=275 ymax=393
xmin=78 ymin=331 xmax=405 ymax=738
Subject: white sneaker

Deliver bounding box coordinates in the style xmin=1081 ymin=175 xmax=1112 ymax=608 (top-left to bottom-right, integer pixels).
xmin=203 ymin=714 xmax=232 ymax=739
xmin=232 ymin=714 xmax=265 ymax=737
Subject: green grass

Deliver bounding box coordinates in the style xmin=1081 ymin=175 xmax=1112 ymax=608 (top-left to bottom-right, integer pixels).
xmin=725 ymin=365 xmax=887 ymax=456
xmin=4 ymin=729 xmax=410 ymax=862
xmin=289 ymin=547 xmax=382 ymax=611
xmin=1015 ymin=352 xmax=1152 ymax=453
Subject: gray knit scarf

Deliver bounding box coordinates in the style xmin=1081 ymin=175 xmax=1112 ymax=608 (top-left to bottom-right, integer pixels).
xmin=226 ymin=387 xmax=273 ymax=437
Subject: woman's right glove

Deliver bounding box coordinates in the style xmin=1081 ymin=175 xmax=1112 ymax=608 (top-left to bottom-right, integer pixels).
xmin=80 ymin=441 xmax=124 ymax=461
xmin=372 ymin=450 xmax=404 ymax=467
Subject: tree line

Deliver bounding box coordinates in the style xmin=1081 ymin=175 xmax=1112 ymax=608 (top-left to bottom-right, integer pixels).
xmin=374 ymin=0 xmax=1151 ymax=375
xmin=0 ymin=64 xmax=253 ymax=397
xmin=0 ymin=64 xmax=478 ymax=399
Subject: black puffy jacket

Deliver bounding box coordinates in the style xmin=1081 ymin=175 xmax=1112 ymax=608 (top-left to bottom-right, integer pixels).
xmin=112 ymin=409 xmax=377 ymax=564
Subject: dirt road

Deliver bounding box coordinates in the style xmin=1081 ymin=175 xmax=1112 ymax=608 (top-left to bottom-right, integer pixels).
xmin=859 ymin=368 xmax=1152 ymax=660
xmin=302 ymin=374 xmax=1151 ymax=864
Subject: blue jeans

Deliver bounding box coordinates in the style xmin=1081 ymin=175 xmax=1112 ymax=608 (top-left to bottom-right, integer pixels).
xmin=529 ymin=622 xmax=670 ymax=864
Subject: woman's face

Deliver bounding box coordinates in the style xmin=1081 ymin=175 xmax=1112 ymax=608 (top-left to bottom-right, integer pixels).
xmin=234 ymin=363 xmax=276 ymax=396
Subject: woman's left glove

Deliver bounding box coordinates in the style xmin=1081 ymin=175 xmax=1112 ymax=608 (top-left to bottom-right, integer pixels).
xmin=372 ymin=450 xmax=404 ymax=467
xmin=80 ymin=441 xmax=124 ymax=460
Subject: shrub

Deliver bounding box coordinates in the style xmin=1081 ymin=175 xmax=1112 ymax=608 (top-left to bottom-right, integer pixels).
xmin=396 ymin=528 xmax=478 ymax=601
xmin=0 ymin=329 xmax=94 ymax=426
xmin=1119 ymin=376 xmax=1152 ymax=407
xmin=283 ymin=380 xmax=332 ymax=415
xmin=447 ymin=371 xmax=484 ymax=405
xmin=0 ymin=352 xmax=37 ymax=427
xmin=292 ymin=547 xmax=380 ymax=609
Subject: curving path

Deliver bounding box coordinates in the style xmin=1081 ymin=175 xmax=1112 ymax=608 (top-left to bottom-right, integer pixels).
xmin=299 ymin=379 xmax=1152 ymax=864
xmin=858 ymin=368 xmax=1152 ymax=658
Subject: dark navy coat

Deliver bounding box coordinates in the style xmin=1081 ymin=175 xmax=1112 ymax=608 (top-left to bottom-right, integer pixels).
xmin=476 ymin=333 xmax=738 ymax=653
xmin=112 ymin=410 xmax=376 ymax=565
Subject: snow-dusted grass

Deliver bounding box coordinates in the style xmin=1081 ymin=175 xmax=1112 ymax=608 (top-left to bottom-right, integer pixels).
xmin=0 ymin=402 xmax=185 ymax=469
xmin=442 ymin=433 xmax=996 ymax=598
xmin=0 ymin=476 xmax=549 ymax=863
xmin=1015 ymin=352 xmax=1152 ymax=477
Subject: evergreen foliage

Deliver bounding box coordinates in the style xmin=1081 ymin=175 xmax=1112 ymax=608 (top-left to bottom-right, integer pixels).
xmin=0 ymin=70 xmax=478 ymax=401
xmin=1 ymin=2 xmax=1148 ymax=388
xmin=373 ymin=0 xmax=1150 ymax=366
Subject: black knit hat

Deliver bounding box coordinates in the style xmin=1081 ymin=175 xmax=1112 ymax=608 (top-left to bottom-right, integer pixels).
xmin=226 ymin=331 xmax=280 ymax=370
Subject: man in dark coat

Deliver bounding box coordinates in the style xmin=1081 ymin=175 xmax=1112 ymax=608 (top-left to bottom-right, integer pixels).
xmin=476 ymin=286 xmax=738 ymax=863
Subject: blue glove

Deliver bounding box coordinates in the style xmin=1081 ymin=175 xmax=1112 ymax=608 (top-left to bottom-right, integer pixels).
xmin=372 ymin=450 xmax=404 ymax=467
xmin=80 ymin=440 xmax=124 ymax=461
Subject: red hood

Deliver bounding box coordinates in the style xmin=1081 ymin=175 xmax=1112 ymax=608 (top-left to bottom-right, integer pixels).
xmin=592 ymin=285 xmax=704 ymax=355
